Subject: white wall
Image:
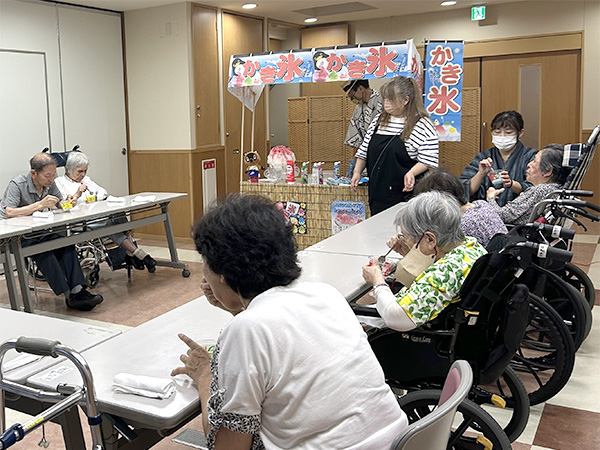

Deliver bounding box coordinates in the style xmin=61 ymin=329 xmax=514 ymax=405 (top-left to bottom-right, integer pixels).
xmin=0 ymin=0 xmax=128 ymax=194
xmin=350 ymin=0 xmax=599 ymax=129
xmin=124 ymin=3 xmax=194 ymax=151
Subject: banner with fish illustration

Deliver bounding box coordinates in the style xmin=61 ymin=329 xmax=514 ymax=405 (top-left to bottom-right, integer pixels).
xmin=424 ymin=41 xmax=464 ymax=141
xmin=227 ymin=40 xmax=422 ymax=89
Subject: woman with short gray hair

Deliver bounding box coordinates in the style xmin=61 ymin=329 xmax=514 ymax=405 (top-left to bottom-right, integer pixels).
xmin=362 ymin=191 xmax=487 ymax=331
xmin=486 ymin=144 xmax=566 ymax=224
xmin=55 ymin=151 xmax=156 ymax=272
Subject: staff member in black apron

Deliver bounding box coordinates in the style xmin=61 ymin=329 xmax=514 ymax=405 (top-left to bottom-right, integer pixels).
xmin=351 ymin=76 xmax=439 ymax=215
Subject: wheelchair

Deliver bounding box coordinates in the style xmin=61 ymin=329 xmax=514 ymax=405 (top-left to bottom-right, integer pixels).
xmin=526 ymin=125 xmax=599 ymax=312
xmin=487 ymin=223 xmax=580 ymax=406
xmin=498 ymin=220 xmax=594 ymax=351
xmin=352 ymin=242 xmax=538 ymax=445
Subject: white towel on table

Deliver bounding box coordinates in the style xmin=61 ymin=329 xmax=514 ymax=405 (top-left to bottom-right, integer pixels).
xmin=113 ymin=373 xmax=175 ymax=399
xmin=132 ymin=195 xmax=156 ymax=203
xmin=32 ymin=211 xmax=53 ymax=219
xmin=106 ymin=195 xmax=126 ymax=203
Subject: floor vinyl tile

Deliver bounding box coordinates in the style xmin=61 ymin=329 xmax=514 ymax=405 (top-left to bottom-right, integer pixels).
xmin=533 ymin=404 xmax=600 ymax=449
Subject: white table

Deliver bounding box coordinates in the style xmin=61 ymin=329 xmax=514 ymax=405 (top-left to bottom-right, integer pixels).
xmin=4 ymin=192 xmax=188 ymax=312
xmin=0 ymin=222 xmax=33 ymax=310
xmin=297 ymin=251 xmax=373 ymax=302
xmin=0 ymin=308 xmax=121 ymax=384
xmin=305 ymin=203 xmax=402 ymax=258
xmin=27 ymin=297 xmax=231 ymax=449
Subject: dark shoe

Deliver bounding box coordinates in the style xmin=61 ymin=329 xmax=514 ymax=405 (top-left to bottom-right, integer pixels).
xmin=66 ymin=289 xmax=103 ymax=311
xmin=143 ymin=255 xmax=157 ymax=273
xmin=126 ymin=254 xmax=145 ymax=271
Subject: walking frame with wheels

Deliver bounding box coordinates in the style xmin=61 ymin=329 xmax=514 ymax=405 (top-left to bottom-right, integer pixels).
xmin=0 ymin=337 xmax=103 ymax=449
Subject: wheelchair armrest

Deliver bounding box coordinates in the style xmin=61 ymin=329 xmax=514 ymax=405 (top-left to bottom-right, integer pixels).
xmin=350 ymin=304 xmax=381 ymax=317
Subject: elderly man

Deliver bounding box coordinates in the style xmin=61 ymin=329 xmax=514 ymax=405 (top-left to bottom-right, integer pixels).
xmin=0 ymin=153 xmax=103 ymax=311
xmin=342 ymin=79 xmax=383 ymax=177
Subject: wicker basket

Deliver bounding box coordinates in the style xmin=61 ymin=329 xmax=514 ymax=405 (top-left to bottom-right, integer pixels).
xmin=240 ymin=182 xmax=370 ymax=249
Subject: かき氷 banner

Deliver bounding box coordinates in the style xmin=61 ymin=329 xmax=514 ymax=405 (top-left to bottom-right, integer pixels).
xmin=227 ymin=40 xmax=422 ymax=89
xmin=424 ymin=41 xmax=464 ymax=141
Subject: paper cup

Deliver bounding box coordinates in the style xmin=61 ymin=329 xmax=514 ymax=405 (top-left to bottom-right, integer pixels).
xmin=488 ymin=169 xmax=504 ymax=188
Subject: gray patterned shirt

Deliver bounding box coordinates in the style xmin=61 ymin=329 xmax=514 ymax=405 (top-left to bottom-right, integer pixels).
xmin=0 ymin=173 xmax=62 ymax=219
xmin=344 ymin=89 xmax=383 ymax=148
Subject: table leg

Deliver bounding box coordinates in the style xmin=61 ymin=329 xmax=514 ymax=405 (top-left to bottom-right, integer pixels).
xmin=11 ymin=237 xmax=34 ymax=313
xmin=156 ymin=204 xmax=188 ymax=273
xmin=1 ymin=242 xmax=20 ymax=310
xmin=58 ymin=406 xmax=86 ymax=450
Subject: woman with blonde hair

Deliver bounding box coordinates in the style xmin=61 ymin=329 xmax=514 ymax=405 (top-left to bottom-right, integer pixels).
xmin=351 ymin=76 xmax=439 ymax=214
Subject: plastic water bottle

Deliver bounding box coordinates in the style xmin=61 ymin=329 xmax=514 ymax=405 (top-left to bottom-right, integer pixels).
xmin=333 ymin=161 xmax=341 ymax=179
xmin=300 ymin=162 xmax=309 ymax=184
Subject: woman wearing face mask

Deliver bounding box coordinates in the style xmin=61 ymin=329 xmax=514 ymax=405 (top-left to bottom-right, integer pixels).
xmin=361 ymin=191 xmax=487 ymax=331
xmin=351 ymin=76 xmax=439 ymax=215
xmin=486 ymin=144 xmax=566 ymax=225
xmin=460 ymin=110 xmax=537 ymax=207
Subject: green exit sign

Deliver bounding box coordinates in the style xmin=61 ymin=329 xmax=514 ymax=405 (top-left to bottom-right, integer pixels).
xmin=471 ymin=6 xmax=486 ymax=20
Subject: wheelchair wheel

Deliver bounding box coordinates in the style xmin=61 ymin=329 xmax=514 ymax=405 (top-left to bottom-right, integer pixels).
xmin=510 ymin=293 xmax=576 ymax=406
xmin=559 ymin=262 xmax=596 ymax=310
xmin=398 ymin=390 xmax=512 ymax=450
xmin=85 ymin=266 xmax=100 ymax=288
xmin=527 ymin=268 xmax=591 ymax=350
xmin=472 ymin=366 xmax=529 ymax=443
xmin=544 ymin=277 xmax=593 ymax=346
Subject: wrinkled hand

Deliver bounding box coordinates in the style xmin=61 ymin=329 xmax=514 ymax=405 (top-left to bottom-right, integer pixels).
xmin=170 ymin=333 xmax=211 ymax=383
xmin=66 ymin=194 xmax=78 ymax=205
xmin=478 ymin=158 xmax=493 ymax=175
xmin=387 ymin=234 xmax=410 ymax=256
xmin=40 ymin=195 xmax=59 ymax=210
xmin=500 ymin=171 xmax=512 ymax=188
xmin=486 ymin=186 xmax=504 ymax=201
xmin=403 ymin=172 xmax=415 ymax=192
xmin=362 ymin=260 xmax=386 ymax=287
xmin=78 ymin=183 xmax=88 ymax=193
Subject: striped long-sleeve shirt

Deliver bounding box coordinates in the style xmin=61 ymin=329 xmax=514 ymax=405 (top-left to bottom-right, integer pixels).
xmin=354 ymin=114 xmax=439 ymax=168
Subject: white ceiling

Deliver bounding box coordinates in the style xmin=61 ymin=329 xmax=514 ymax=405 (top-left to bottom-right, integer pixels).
xmin=54 ymin=0 xmax=527 ymax=25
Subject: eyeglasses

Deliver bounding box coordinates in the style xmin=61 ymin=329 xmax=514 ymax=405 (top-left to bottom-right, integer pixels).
xmin=347 ymin=88 xmax=357 ymax=98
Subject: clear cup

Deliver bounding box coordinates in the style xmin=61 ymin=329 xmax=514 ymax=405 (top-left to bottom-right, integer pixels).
xmin=86 ymin=194 xmax=97 ymax=203
xmin=488 ymin=169 xmax=504 ymax=188
xmin=60 ymin=200 xmax=74 ymax=211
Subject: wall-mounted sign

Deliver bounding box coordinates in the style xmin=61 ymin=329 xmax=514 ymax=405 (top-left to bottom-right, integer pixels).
xmin=471 ymin=6 xmax=486 ymax=20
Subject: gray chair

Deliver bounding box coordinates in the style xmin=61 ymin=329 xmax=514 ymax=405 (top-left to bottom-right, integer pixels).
xmin=391 ymin=360 xmax=473 ymax=450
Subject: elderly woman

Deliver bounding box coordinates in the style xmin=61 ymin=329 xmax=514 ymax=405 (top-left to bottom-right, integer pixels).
xmin=486 ymin=144 xmax=565 ymax=225
xmin=351 ymin=76 xmax=439 ymax=215
xmin=413 ymin=169 xmax=508 ymax=247
xmin=55 ymin=151 xmax=156 ymax=272
xmin=172 ymin=194 xmax=407 ymax=450
xmin=362 ymin=191 xmax=487 ymax=331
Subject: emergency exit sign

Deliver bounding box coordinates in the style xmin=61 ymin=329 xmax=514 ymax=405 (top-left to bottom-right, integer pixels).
xmin=471 ymin=6 xmax=486 ymax=20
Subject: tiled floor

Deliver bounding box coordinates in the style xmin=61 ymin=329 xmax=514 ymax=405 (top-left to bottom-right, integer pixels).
xmin=0 ymin=219 xmax=598 ymax=449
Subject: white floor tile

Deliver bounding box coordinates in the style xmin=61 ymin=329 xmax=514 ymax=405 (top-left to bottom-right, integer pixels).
xmin=572 ymin=234 xmax=600 ymax=244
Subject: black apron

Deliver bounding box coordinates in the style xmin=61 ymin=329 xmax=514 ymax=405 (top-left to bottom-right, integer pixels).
xmin=366 ymin=129 xmax=417 ymax=215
